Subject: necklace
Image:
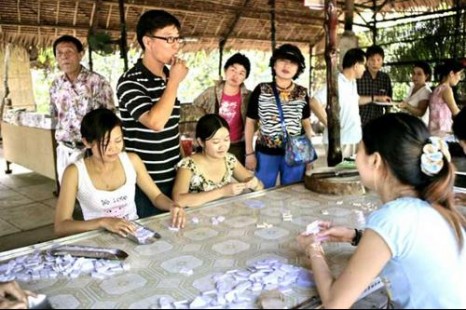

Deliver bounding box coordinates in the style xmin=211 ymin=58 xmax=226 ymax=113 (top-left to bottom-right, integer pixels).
xmin=276 ymin=82 xmax=294 ymax=102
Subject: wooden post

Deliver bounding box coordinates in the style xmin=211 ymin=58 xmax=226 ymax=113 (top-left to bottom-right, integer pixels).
xmin=118 ymin=0 xmax=128 ymax=72
xmin=269 ymin=0 xmax=276 ymax=51
xmin=219 ymin=39 xmax=226 ymax=79
xmin=325 ymin=0 xmax=342 ymax=166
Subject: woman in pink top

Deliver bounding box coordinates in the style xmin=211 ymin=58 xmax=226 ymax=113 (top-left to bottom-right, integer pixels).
xmin=428 ymin=60 xmax=464 ymax=136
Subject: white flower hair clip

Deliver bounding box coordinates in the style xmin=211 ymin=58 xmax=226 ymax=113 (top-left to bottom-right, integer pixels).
xmin=420 ymin=136 xmax=451 ymax=176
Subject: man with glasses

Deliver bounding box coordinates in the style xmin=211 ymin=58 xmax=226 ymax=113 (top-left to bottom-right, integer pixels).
xmin=50 ymin=35 xmax=115 ymax=185
xmin=117 ymin=10 xmax=188 ymax=218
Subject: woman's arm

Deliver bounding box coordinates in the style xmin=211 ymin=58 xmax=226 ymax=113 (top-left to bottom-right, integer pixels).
xmin=442 ymin=86 xmax=460 ymax=117
xmin=129 ymin=153 xmax=186 ymax=228
xmin=244 ymin=117 xmax=258 ymax=171
xmin=400 ymin=99 xmax=429 ymax=117
xmin=309 ymin=97 xmax=327 ymax=127
xmin=297 ymin=229 xmax=391 ymax=308
xmin=54 ymin=165 xmax=135 ymax=237
xmin=172 ymin=167 xmax=246 ymax=207
xmin=232 ymin=160 xmax=264 ymax=191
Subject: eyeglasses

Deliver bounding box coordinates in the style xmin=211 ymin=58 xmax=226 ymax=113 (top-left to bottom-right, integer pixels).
xmin=147 ymin=34 xmax=184 ymax=45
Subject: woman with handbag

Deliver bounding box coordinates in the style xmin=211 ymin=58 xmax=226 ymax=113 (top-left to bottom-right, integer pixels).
xmin=244 ymin=44 xmax=314 ymax=189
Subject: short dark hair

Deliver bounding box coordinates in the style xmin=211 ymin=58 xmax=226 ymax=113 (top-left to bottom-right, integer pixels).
xmin=196 ymin=114 xmax=230 ymax=142
xmin=366 ymin=45 xmax=385 ymax=59
xmin=413 ymin=61 xmax=432 ymax=81
xmin=453 ymin=107 xmax=466 ymax=141
xmin=269 ymin=44 xmax=305 ymax=80
xmin=81 ymin=108 xmax=122 ymax=158
xmin=136 ymin=10 xmax=181 ymax=51
xmin=224 ymin=53 xmax=251 ymax=78
xmin=342 ymin=48 xmax=366 ymax=69
xmin=53 ymin=35 xmax=84 ymax=57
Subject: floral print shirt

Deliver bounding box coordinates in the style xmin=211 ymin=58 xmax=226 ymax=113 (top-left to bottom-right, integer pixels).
xmin=176 ymin=153 xmax=237 ymax=192
xmin=50 ymin=66 xmax=115 ymax=143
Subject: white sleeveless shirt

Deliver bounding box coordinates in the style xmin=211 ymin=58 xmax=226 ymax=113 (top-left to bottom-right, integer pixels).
xmin=74 ymin=152 xmax=138 ymax=221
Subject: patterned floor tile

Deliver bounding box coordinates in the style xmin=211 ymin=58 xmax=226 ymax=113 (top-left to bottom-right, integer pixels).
xmin=0 ymin=202 xmax=55 ymax=230
xmin=0 ymin=217 xmax=21 ymax=237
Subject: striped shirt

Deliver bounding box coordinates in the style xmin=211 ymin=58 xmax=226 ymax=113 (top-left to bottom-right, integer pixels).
xmin=247 ymin=82 xmax=310 ymax=155
xmin=117 ymin=59 xmax=180 ymax=187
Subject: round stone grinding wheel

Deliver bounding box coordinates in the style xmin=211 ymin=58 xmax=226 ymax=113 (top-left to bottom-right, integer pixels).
xmin=304 ymin=167 xmax=366 ymax=195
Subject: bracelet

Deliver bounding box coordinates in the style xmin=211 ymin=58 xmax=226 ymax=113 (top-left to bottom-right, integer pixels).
xmin=245 ymin=152 xmax=255 ymax=156
xmin=371 ymin=94 xmax=374 ymax=102
xmin=351 ymin=229 xmax=363 ymax=246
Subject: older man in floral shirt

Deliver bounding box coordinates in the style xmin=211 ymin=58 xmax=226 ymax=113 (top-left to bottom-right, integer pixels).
xmin=50 ymin=35 xmax=115 ymax=184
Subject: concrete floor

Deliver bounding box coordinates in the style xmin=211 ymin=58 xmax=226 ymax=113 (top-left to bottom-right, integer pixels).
xmin=0 ymin=163 xmax=57 ymax=252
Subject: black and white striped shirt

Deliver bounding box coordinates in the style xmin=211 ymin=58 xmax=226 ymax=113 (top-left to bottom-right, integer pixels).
xmin=247 ymin=82 xmax=310 ymax=155
xmin=117 ymin=59 xmax=180 ymax=187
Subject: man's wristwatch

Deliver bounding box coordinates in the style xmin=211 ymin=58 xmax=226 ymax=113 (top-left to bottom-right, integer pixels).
xmin=351 ymin=229 xmax=363 ymax=246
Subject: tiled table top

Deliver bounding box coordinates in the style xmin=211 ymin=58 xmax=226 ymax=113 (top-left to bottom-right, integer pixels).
xmin=0 ymin=183 xmax=383 ymax=309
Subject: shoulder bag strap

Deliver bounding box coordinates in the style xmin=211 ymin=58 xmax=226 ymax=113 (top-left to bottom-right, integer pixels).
xmin=271 ymin=83 xmax=288 ymax=142
xmin=214 ymin=86 xmax=220 ymax=114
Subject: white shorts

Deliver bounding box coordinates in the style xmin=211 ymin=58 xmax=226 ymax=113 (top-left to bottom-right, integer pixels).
xmin=56 ymin=143 xmax=84 ymax=184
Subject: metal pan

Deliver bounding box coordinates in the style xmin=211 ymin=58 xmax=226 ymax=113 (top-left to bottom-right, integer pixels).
xmin=28 ymin=294 xmax=53 ymax=309
xmin=49 ymin=245 xmax=128 ymax=260
xmin=126 ymin=223 xmax=161 ymax=245
xmin=311 ymin=169 xmax=359 ymax=179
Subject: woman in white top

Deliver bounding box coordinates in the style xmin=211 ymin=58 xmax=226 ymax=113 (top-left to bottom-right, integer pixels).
xmin=399 ymin=61 xmax=432 ymax=125
xmin=55 ymin=109 xmax=186 ymax=237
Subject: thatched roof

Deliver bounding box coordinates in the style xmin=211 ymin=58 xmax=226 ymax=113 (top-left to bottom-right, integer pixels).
xmin=0 ymin=0 xmax=458 ymax=53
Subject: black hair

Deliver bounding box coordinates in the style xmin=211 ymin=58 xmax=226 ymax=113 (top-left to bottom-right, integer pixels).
xmin=412 ymin=61 xmax=432 ymax=81
xmin=434 ymin=59 xmax=464 ymax=81
xmin=53 ymin=35 xmax=84 ymax=57
xmin=366 ymin=45 xmax=385 ymax=59
xmin=342 ymin=48 xmax=366 ymax=69
xmin=136 ymin=10 xmax=181 ymax=51
xmin=363 ymin=113 xmax=464 ymax=249
xmin=80 ymin=109 xmax=122 ymax=158
xmin=196 ymin=114 xmax=230 ymax=142
xmin=269 ymin=44 xmax=305 ymax=80
xmin=224 ymin=53 xmax=251 ymax=78
xmin=453 ymin=107 xmax=466 ymax=141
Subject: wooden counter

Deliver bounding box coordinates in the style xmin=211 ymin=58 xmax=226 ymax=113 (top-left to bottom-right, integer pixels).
xmin=1 ymin=121 xmax=58 ymax=181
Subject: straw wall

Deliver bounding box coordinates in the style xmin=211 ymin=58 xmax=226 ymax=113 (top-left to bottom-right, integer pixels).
xmin=0 ymin=44 xmax=35 ymax=111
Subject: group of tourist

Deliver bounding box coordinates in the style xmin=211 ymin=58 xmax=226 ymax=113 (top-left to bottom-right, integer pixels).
xmin=1 ymin=8 xmax=465 ymax=310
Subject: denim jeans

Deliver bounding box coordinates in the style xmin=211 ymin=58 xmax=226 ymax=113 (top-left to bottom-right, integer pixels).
xmin=255 ymin=151 xmax=305 ymax=189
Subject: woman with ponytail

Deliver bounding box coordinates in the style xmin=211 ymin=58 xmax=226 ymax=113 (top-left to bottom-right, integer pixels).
xmin=428 ymin=60 xmax=464 ymax=136
xmin=297 ymin=113 xmax=466 ymax=308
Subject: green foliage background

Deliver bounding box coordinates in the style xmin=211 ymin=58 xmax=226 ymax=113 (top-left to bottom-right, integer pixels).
xmin=32 ymin=48 xmax=309 ymax=113
xmin=32 ymin=10 xmax=465 ymax=112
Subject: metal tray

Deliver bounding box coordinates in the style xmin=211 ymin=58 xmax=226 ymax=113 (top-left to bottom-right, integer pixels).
xmin=28 ymin=294 xmax=53 ymax=309
xmin=49 ymin=245 xmax=128 ymax=260
xmin=126 ymin=223 xmax=161 ymax=245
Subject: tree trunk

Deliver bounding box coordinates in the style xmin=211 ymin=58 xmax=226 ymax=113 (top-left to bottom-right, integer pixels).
xmin=325 ymin=0 xmax=342 ymax=166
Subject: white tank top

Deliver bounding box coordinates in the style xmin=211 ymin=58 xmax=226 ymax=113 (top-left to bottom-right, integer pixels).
xmin=75 ymin=152 xmax=138 ymax=221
